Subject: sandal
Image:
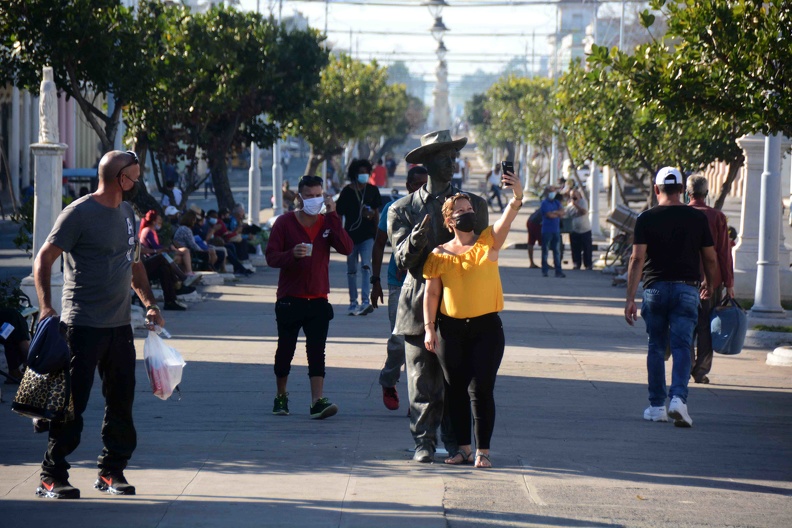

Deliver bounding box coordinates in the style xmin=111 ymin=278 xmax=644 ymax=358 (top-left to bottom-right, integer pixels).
xmin=475 ymin=452 xmax=492 ymax=469
xmin=444 ymin=451 xmax=473 ymax=465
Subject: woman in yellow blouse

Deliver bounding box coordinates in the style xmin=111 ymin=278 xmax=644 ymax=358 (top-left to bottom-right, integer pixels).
xmin=422 ymin=170 xmax=523 ymax=468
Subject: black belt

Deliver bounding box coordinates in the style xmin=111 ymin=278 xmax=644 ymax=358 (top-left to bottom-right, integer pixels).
xmin=668 ymin=280 xmax=701 ymax=288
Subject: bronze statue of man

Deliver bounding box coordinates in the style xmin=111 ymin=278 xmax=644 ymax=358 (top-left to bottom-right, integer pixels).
xmin=388 ymin=130 xmax=489 ymax=462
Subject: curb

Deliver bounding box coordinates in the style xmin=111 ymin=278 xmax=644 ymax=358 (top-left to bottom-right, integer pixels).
xmin=745 ymin=330 xmax=792 ymax=349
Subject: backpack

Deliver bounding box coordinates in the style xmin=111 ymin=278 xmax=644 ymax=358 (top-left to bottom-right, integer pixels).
xmin=528 ymin=208 xmax=543 ymax=225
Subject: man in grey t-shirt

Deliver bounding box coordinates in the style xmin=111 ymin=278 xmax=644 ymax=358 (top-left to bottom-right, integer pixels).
xmin=33 ymin=150 xmax=164 ymax=500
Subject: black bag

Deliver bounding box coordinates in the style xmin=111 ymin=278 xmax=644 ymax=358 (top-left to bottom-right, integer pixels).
xmin=528 ymin=208 xmax=543 ymax=225
xmin=11 ymin=368 xmax=74 ymax=422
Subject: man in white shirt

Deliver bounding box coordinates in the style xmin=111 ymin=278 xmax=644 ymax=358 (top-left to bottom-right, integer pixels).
xmin=567 ymin=186 xmax=592 ymax=270
xmin=451 ymin=155 xmax=464 ymax=190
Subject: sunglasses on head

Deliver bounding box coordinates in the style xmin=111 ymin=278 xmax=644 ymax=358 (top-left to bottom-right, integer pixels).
xmin=115 ymin=151 xmax=140 ymax=181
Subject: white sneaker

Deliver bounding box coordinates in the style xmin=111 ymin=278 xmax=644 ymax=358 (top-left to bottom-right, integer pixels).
xmin=668 ymin=396 xmax=693 ymax=427
xmin=347 ymin=304 xmax=358 ymax=316
xmin=643 ymin=406 xmax=668 ymax=422
xmin=355 ymin=303 xmax=374 ymax=316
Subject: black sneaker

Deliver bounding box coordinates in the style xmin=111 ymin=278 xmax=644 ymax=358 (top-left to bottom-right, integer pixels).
xmin=310 ymin=397 xmax=338 ymax=420
xmin=273 ymin=392 xmax=290 ymax=415
xmin=175 ymin=285 xmax=196 ymax=296
xmin=36 ymin=476 xmax=80 ymax=499
xmin=164 ymin=301 xmax=187 ymax=311
xmin=94 ymin=471 xmax=136 ymax=495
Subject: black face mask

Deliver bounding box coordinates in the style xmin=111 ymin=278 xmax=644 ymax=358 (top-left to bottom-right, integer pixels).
xmin=453 ymin=212 xmax=476 ymax=233
xmin=122 ymin=180 xmax=140 ymax=202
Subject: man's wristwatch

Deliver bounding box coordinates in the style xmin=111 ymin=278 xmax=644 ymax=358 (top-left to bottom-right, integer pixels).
xmin=370 ymin=276 xmax=381 ymax=285
xmin=146 ymin=305 xmax=160 ymax=312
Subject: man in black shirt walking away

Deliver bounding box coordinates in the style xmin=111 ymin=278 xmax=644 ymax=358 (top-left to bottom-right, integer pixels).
xmin=625 ymin=167 xmax=718 ymax=428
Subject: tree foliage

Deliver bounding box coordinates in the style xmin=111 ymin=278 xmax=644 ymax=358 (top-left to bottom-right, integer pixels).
xmin=288 ymin=54 xmax=413 ymax=176
xmin=0 ymin=0 xmax=147 ymax=151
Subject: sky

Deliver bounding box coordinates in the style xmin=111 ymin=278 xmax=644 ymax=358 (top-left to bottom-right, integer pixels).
xmin=237 ymin=0 xmax=565 ymax=80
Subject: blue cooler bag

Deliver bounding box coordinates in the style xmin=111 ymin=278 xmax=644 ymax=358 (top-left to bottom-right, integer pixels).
xmin=710 ymin=297 xmax=747 ymax=355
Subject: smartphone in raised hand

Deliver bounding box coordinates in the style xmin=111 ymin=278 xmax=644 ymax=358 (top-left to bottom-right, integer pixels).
xmin=501 ymin=161 xmax=514 ymax=188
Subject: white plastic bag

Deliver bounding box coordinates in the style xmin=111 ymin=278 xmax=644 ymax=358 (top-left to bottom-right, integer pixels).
xmin=143 ymin=330 xmax=186 ymax=400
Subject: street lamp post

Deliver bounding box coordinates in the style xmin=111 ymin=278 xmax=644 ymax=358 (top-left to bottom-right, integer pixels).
xmin=428 ymin=13 xmax=451 ymax=131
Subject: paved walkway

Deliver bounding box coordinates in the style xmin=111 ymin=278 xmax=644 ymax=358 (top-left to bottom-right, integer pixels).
xmin=1 ymin=202 xmax=791 ymax=527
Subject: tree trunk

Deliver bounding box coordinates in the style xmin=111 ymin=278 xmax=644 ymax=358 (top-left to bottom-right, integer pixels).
xmin=208 ymin=150 xmax=235 ymax=211
xmin=126 ymin=141 xmax=163 ymax=218
xmin=713 ymin=155 xmax=744 ymax=211
xmin=375 ymin=137 xmax=402 ymax=162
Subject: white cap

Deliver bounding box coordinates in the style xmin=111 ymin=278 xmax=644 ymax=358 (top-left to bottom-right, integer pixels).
xmin=655 ymin=167 xmax=683 ymax=186
xmin=164 ymin=206 xmax=180 ymax=216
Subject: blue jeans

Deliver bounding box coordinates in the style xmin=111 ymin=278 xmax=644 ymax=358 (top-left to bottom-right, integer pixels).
xmin=347 ymin=238 xmax=373 ymax=307
xmin=541 ymin=231 xmax=562 ymax=275
xmin=641 ymin=282 xmax=700 ymax=406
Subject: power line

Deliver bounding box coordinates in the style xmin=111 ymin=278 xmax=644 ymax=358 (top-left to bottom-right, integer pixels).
xmin=327 ymin=29 xmax=559 ymax=38
xmin=290 ymin=0 xmax=643 ymax=7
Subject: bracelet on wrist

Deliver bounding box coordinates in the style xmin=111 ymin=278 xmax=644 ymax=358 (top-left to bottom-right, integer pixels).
xmin=146 ymin=305 xmax=160 ymax=312
xmin=424 ymin=321 xmax=435 ymax=328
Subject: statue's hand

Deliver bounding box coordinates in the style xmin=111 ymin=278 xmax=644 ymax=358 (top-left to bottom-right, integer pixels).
xmin=409 ymin=214 xmax=431 ymax=250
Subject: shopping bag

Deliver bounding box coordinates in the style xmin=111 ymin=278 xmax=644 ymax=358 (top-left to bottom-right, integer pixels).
xmin=26 ymin=316 xmax=70 ymax=374
xmin=710 ymin=297 xmax=748 ymax=355
xmin=143 ymin=331 xmax=186 ymax=400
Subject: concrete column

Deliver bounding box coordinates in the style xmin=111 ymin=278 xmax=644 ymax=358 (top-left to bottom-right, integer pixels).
xmin=609 ymin=168 xmax=622 ymax=241
xmin=589 ymin=160 xmax=602 ymax=237
xmin=31 ymin=97 xmax=40 ymax=149
xmin=751 ymin=134 xmax=785 ymax=315
xmin=10 ymin=86 xmax=21 ymax=204
xmin=20 ymin=67 xmax=66 ymax=313
xmin=272 ymin=140 xmax=283 ymax=215
xmin=248 ymin=142 xmax=261 ymax=226
xmin=67 ymin=98 xmax=77 ymax=168
xmin=523 ymin=144 xmax=533 ymax=193
xmin=21 ymin=91 xmax=31 ymax=189
xmin=734 ymin=134 xmax=770 ymax=298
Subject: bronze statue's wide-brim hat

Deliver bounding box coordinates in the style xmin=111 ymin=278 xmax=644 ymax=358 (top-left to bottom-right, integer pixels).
xmin=405 ymin=130 xmax=467 ymax=164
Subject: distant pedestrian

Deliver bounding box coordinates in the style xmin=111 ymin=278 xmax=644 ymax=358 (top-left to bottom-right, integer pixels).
xmin=370 ymin=159 xmax=387 ymax=188
xmin=370 ymin=166 xmax=428 ymax=411
xmin=486 ymin=165 xmax=504 ymax=212
xmin=423 ymin=169 xmax=523 ymax=469
xmin=567 ymin=186 xmax=592 ymax=270
xmin=384 ymin=154 xmax=397 ymax=184
xmin=336 ymin=159 xmax=383 ymax=316
xmin=687 ymin=175 xmax=734 ymax=384
xmin=451 ymin=153 xmax=464 ymax=190
xmin=540 ymin=187 xmax=566 ymax=277
xmin=525 ymin=208 xmax=542 ymax=269
xmin=162 ymin=180 xmax=182 ymax=210
xmin=625 ymin=167 xmax=718 ymax=428
xmin=32 ymin=150 xmax=165 ymax=499
xmin=264 ymin=175 xmax=353 ymax=419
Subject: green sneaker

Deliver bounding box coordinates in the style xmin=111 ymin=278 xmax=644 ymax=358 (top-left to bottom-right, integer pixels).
xmin=309 ymin=397 xmax=338 ymax=420
xmin=272 ymin=393 xmax=289 ymax=415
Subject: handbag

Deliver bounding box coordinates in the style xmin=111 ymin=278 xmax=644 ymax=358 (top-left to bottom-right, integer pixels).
xmin=11 ymin=367 xmax=74 ymax=422
xmin=710 ymin=297 xmax=748 ymax=355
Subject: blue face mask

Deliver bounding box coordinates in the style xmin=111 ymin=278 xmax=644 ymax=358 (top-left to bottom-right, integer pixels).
xmin=357 ymin=174 xmax=369 ymax=184
xmin=548 ymin=192 xmax=557 ymax=200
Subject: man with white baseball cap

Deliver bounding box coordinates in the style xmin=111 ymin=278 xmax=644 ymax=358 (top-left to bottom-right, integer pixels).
xmin=624 ymin=167 xmax=719 ymax=427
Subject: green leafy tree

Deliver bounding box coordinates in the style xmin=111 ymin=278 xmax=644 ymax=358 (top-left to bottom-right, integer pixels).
xmin=1 ymin=0 xmax=149 ymax=152
xmin=288 ymin=54 xmax=398 ymax=176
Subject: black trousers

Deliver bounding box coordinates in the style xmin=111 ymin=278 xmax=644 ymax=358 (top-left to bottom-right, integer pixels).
xmin=41 ymin=325 xmax=137 ymax=481
xmin=274 ymin=297 xmax=334 ymax=379
xmin=436 ymin=312 xmax=505 ymax=450
xmin=692 ymin=287 xmax=722 ymax=380
xmin=143 ymin=254 xmax=177 ymax=303
xmin=569 ymin=230 xmax=593 ymax=269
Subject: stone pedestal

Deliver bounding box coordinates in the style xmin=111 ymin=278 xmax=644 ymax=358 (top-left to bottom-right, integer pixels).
xmin=767 ymin=346 xmax=792 ymax=367
xmin=734 ymin=134 xmax=792 ymax=301
xmin=22 ymin=142 xmax=68 ymax=313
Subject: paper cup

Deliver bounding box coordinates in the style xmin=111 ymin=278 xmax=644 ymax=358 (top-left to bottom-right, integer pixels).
xmin=303 ymin=243 xmax=313 ymax=256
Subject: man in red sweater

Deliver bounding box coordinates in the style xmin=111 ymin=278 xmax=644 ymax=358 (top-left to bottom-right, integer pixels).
xmin=265 ymin=175 xmax=354 ymax=419
xmin=687 ymin=175 xmax=734 ymax=384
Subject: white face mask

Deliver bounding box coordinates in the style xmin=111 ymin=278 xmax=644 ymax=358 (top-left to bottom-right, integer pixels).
xmin=301 ymin=196 xmax=324 ymax=216
xmin=548 ymin=191 xmax=557 ymax=200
